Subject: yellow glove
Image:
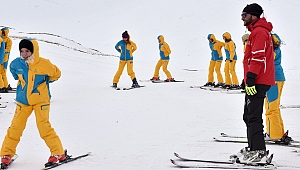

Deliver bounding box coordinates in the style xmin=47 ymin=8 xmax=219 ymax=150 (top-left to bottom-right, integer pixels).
xmin=245 ymin=85 xmax=257 ymax=95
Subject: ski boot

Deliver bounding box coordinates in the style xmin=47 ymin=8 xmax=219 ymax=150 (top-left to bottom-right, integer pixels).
xmin=45 ymin=150 xmax=70 ymax=168
xmin=1 ymin=155 xmax=12 ymax=169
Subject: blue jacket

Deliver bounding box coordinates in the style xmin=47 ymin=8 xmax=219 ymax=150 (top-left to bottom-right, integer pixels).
xmin=115 ymin=40 xmax=137 ymax=61
xmin=207 ymin=34 xmax=225 ymax=61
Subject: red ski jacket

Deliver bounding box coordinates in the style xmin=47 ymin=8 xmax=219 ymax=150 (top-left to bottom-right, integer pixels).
xmin=243 ymin=17 xmax=275 ymax=86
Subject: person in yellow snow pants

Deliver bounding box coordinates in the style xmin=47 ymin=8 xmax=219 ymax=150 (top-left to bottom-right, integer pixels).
xmin=264 ymin=33 xmax=291 ymax=141
xmin=223 ymin=32 xmax=239 ymax=89
xmin=207 ymin=60 xmax=223 ymax=83
xmin=205 ymin=34 xmax=225 ymax=87
xmin=151 ymin=35 xmax=174 ymax=82
xmin=1 ymin=39 xmax=66 ymax=167
xmin=1 ymin=102 xmax=64 ymax=156
xmin=113 ymin=60 xmax=136 ymax=83
xmin=112 ymin=31 xmax=139 ymax=88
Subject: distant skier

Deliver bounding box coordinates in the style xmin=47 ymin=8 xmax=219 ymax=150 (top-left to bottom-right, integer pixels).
xmin=0 ymin=39 xmax=67 ymax=168
xmin=242 ymin=33 xmax=249 ymax=53
xmin=0 ymin=27 xmax=12 ymax=92
xmin=240 ymin=3 xmax=275 ymax=163
xmin=150 ymin=35 xmax=175 ymax=82
xmin=204 ymin=34 xmax=225 ymax=87
xmin=112 ymin=31 xmax=140 ymax=88
xmin=264 ymin=33 xmax=292 ymax=143
xmin=222 ymin=32 xmax=239 ymax=89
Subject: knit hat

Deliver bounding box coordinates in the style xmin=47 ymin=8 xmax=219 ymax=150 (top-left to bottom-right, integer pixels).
xmin=122 ymin=31 xmax=130 ymax=39
xmin=19 ymin=39 xmax=34 ymax=53
xmin=242 ymin=3 xmax=264 ymax=17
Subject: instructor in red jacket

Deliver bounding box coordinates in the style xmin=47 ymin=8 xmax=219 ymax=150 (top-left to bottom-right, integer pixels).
xmin=240 ymin=3 xmax=275 ymax=163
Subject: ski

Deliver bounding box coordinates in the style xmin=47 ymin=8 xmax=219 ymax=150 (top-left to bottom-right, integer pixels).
xmin=0 ymin=154 xmax=18 ymax=170
xmin=190 ymin=85 xmax=204 ymax=88
xmin=280 ymin=104 xmax=300 ymax=109
xmin=42 ymin=152 xmax=91 ymax=170
xmin=171 ymin=159 xmax=276 ymax=169
xmin=171 ymin=153 xmax=276 ymax=169
xmin=122 ymin=85 xmax=145 ymax=90
xmin=0 ymin=105 xmax=7 ymax=108
xmin=174 ymin=152 xmax=232 ymax=164
xmin=151 ymin=80 xmax=184 ymax=83
xmin=139 ymin=80 xmax=152 ymax=82
xmin=221 ymin=89 xmax=245 ymax=94
xmin=213 ymin=136 xmax=300 ymax=147
xmin=183 ymin=68 xmax=199 ymax=71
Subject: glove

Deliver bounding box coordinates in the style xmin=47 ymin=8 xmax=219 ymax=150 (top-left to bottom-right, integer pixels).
xmin=245 ymin=85 xmax=257 ymax=95
xmin=230 ymin=60 xmax=233 ymax=62
xmin=245 ymin=72 xmax=257 ymax=95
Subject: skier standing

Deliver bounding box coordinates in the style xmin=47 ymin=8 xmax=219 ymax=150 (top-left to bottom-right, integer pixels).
xmin=204 ymin=34 xmax=225 ymax=87
xmin=150 ymin=35 xmax=175 ymax=82
xmin=222 ymin=32 xmax=239 ymax=89
xmin=0 ymin=27 xmax=12 ymax=92
xmin=112 ymin=31 xmax=140 ymax=88
xmin=264 ymin=33 xmax=292 ymax=143
xmin=240 ymin=3 xmax=275 ymax=163
xmin=0 ymin=39 xmax=67 ymax=168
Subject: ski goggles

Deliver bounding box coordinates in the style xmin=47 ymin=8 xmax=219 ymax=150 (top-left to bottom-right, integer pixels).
xmin=241 ymin=13 xmax=247 ymax=18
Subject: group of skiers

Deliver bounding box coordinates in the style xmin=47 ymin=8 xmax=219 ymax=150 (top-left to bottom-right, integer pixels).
xmin=0 ymin=2 xmax=295 ymax=169
xmin=112 ymin=31 xmax=175 ymax=88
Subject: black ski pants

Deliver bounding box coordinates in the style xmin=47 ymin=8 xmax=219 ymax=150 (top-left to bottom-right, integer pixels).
xmin=243 ymin=84 xmax=270 ymax=151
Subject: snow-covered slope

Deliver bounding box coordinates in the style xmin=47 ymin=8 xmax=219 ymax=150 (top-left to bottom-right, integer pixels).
xmin=1 ymin=0 xmax=300 ymax=169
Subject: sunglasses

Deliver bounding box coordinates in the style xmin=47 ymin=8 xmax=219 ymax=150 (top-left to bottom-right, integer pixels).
xmin=241 ymin=13 xmax=247 ymax=18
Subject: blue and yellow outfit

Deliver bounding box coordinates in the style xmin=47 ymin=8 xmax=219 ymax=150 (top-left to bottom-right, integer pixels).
xmin=0 ymin=39 xmax=65 ymax=157
xmin=207 ymin=34 xmax=225 ymax=84
xmin=264 ymin=34 xmax=285 ymax=139
xmin=0 ymin=27 xmax=12 ymax=89
xmin=223 ymin=32 xmax=239 ymax=86
xmin=153 ymin=35 xmax=172 ymax=79
xmin=113 ymin=39 xmax=137 ymax=84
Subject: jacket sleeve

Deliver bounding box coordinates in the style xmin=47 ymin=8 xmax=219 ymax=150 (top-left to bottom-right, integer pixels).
xmin=9 ymin=60 xmax=19 ymax=80
xmin=115 ymin=41 xmax=121 ymax=53
xmin=131 ymin=41 xmax=137 ymax=53
xmin=162 ymin=43 xmax=171 ymax=56
xmin=5 ymin=38 xmax=12 ymax=53
xmin=228 ymin=41 xmax=235 ymax=60
xmin=248 ymin=31 xmax=269 ymax=75
xmin=217 ymin=41 xmax=225 ymax=57
xmin=46 ymin=60 xmax=61 ymax=83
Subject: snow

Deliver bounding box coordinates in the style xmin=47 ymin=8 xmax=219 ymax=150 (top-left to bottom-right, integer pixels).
xmin=1 ymin=0 xmax=300 ymax=169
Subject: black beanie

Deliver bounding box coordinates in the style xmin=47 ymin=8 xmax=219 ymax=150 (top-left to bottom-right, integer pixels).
xmin=243 ymin=3 xmax=264 ymax=17
xmin=19 ymin=39 xmax=34 ymax=53
xmin=122 ymin=31 xmax=129 ymax=39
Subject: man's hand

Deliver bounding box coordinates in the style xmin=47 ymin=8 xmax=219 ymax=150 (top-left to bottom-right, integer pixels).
xmin=245 ymin=85 xmax=257 ymax=95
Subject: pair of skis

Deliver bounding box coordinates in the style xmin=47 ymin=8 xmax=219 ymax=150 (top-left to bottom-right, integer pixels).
xmin=171 ymin=152 xmax=277 ymax=169
xmin=0 ymin=152 xmax=90 ymax=170
xmin=114 ymin=85 xmax=145 ymax=90
xmin=190 ymin=85 xmax=245 ymax=94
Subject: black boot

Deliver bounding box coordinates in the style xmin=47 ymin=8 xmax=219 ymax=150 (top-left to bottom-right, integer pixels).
xmin=132 ymin=78 xmax=140 ymax=88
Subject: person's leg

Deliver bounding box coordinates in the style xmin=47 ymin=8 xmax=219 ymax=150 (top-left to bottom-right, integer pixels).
xmin=113 ymin=61 xmax=126 ymax=84
xmin=0 ymin=103 xmax=33 ymax=156
xmin=34 ymin=103 xmax=64 ymax=155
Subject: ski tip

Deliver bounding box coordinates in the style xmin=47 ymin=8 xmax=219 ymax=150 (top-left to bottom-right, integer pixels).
xmin=170 ymin=159 xmax=176 ymax=165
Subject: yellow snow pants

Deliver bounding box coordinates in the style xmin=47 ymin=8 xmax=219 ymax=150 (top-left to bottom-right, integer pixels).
xmin=265 ymin=81 xmax=285 ymax=139
xmin=208 ymin=60 xmax=223 ymax=83
xmin=0 ymin=64 xmax=8 ymax=88
xmin=113 ymin=60 xmax=136 ymax=84
xmin=224 ymin=60 xmax=239 ymax=85
xmin=0 ymin=102 xmax=64 ymax=156
xmin=153 ymin=59 xmax=172 ymax=78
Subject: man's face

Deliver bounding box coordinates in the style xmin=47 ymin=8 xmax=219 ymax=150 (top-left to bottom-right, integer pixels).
xmin=241 ymin=12 xmax=253 ymax=26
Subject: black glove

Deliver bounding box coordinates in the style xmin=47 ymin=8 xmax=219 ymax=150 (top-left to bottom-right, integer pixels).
xmin=230 ymin=60 xmax=233 ymax=62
